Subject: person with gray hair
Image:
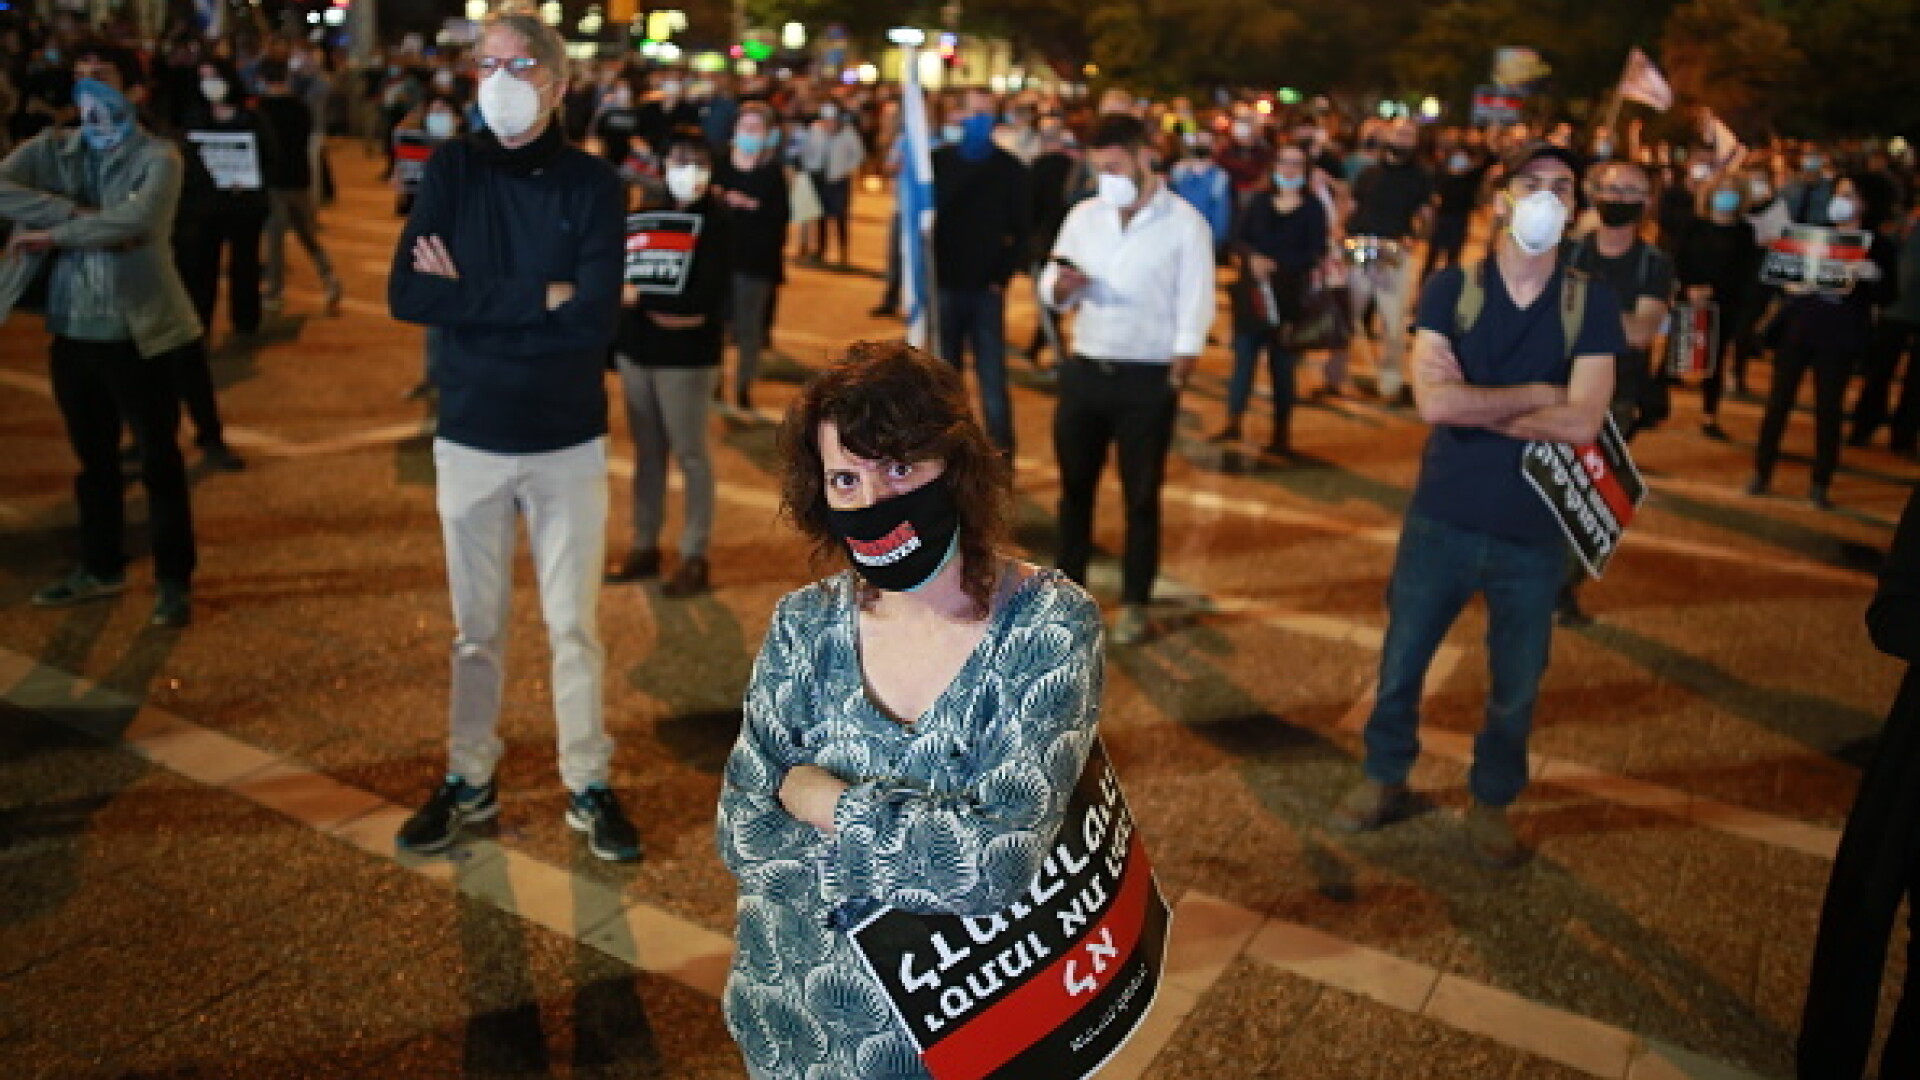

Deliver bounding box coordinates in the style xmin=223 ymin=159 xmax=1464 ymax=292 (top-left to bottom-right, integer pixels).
xmin=388 ymin=7 xmax=640 ymax=863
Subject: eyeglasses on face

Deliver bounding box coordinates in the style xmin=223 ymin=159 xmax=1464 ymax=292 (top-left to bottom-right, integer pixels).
xmin=476 ymin=55 xmax=540 ymax=78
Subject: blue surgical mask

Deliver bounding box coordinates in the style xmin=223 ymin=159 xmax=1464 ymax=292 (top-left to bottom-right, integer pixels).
xmin=75 ymin=78 xmax=136 ymax=152
xmin=1710 ymin=189 xmax=1741 ymax=215
xmin=1272 ymin=172 xmax=1305 ymax=191
xmin=959 ymin=111 xmax=995 ymax=160
xmin=734 ymin=132 xmax=767 ymax=156
xmin=940 ymin=123 xmax=964 ymax=145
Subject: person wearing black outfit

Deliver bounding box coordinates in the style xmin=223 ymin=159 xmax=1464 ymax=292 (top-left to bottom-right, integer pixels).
xmin=589 ymin=74 xmax=640 ymax=170
xmin=1677 ymin=175 xmax=1758 ymax=439
xmin=1557 ymin=160 xmax=1674 ymax=627
xmin=1022 ymin=125 xmax=1085 ymax=365
xmin=1798 ymin=483 xmax=1920 ymax=1079
xmin=932 ymin=88 xmax=1030 ymax=455
xmin=1217 ymin=142 xmax=1327 ymax=457
xmin=1424 ymin=144 xmax=1486 ymax=283
xmin=711 ymin=101 xmax=788 ymax=411
xmin=606 ymin=132 xmax=732 ymax=596
xmin=1852 ymin=202 xmax=1920 ymax=453
xmin=1748 ymin=177 xmax=1897 ymax=510
xmin=388 ymin=11 xmax=639 ymax=864
xmin=175 ymin=58 xmax=278 ymax=338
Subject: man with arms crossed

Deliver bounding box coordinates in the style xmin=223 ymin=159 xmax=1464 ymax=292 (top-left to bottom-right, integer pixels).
xmin=1328 ymin=143 xmax=1626 ymax=868
xmin=388 ymin=8 xmax=638 ymax=862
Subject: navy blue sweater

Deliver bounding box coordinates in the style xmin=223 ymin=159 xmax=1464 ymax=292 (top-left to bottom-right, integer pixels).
xmin=389 ymin=127 xmax=625 ymax=454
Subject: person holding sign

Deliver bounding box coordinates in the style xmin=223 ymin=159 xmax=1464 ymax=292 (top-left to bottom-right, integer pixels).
xmin=1328 ymin=142 xmax=1626 ymax=868
xmin=1747 ymin=177 xmax=1896 ymax=510
xmin=718 ymin=342 xmax=1105 ymax=1079
xmin=1676 ymin=173 xmax=1756 ymax=440
xmin=176 ymin=58 xmax=278 ymax=339
xmin=606 ymin=130 xmax=732 ymax=597
xmin=388 ymin=8 xmax=638 ymax=864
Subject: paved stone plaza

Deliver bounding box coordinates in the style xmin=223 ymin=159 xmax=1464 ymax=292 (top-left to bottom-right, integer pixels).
xmin=2 ymin=145 xmax=1912 ymax=1078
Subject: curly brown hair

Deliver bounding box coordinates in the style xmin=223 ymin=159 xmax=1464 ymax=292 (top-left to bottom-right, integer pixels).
xmin=777 ymin=340 xmax=1012 ymax=617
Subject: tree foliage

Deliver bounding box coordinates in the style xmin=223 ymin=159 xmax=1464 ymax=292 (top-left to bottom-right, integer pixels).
xmin=1660 ymin=0 xmax=1803 ymax=136
xmin=744 ymin=0 xmax=1915 ymax=136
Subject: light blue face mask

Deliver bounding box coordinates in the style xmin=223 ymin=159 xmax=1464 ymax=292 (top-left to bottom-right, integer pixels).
xmin=74 ymin=78 xmax=136 ymax=152
xmin=1710 ymin=189 xmax=1742 ymax=215
xmin=1272 ymin=173 xmax=1306 ymax=191
xmin=735 ymin=132 xmax=767 ymax=155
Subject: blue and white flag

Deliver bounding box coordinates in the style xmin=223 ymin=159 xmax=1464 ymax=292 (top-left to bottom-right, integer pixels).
xmin=897 ymin=48 xmax=939 ymax=351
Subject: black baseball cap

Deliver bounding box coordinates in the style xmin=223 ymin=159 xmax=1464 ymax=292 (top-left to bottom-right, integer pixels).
xmin=1503 ymin=140 xmax=1584 ymax=184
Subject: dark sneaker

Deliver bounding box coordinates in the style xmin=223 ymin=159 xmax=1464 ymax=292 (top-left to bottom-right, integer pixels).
xmin=32 ymin=568 xmax=127 ymax=608
xmin=606 ymin=548 xmax=661 ymax=584
xmin=201 ymin=442 xmax=246 ymax=472
xmin=567 ymin=784 xmax=642 ymax=862
xmin=1810 ymin=483 xmax=1833 ymax=511
xmin=1463 ymin=802 xmax=1529 ymax=869
xmin=1327 ymin=778 xmax=1409 ymax=833
xmin=661 ymin=556 xmax=710 ymax=598
xmin=1110 ymin=604 xmax=1151 ymax=646
xmin=1744 ymin=475 xmax=1769 ymax=497
xmin=396 ymin=775 xmax=498 ymax=854
xmin=151 ymin=580 xmax=192 ymax=628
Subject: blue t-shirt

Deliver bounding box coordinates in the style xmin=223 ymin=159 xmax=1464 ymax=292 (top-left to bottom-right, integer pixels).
xmin=1409 ymin=262 xmax=1628 ymax=545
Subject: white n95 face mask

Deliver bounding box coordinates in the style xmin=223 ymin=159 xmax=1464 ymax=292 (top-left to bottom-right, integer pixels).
xmin=1097 ymin=171 xmax=1139 ymax=209
xmin=665 ymin=164 xmax=710 ymax=204
xmin=478 ymin=69 xmax=543 ymax=140
xmin=1827 ymin=195 xmax=1857 ymax=223
xmin=1508 ymin=190 xmax=1569 ymax=255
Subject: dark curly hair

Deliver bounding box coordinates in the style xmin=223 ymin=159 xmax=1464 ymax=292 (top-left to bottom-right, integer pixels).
xmin=777 ymin=340 xmax=1012 ymax=617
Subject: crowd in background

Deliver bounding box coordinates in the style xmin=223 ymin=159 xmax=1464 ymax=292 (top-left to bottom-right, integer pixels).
xmin=4 ymin=10 xmax=1918 ymax=476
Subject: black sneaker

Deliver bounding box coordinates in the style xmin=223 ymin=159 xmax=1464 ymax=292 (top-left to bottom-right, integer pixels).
xmin=32 ymin=568 xmax=127 ymax=608
xmin=396 ymin=775 xmax=498 ymax=854
xmin=566 ymin=784 xmax=642 ymax=862
xmin=151 ymin=580 xmax=192 ymax=628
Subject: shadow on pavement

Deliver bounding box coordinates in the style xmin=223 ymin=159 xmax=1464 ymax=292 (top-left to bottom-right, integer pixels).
xmin=1107 ymin=611 xmax=1795 ymax=1074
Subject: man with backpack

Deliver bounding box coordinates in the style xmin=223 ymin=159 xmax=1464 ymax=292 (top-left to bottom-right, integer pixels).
xmin=1556 ymin=159 xmax=1675 ymax=625
xmin=1327 ymin=142 xmax=1627 ymax=868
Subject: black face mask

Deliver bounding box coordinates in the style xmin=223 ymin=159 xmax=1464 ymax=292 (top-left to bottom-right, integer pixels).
xmin=1595 ymin=199 xmax=1645 ymax=228
xmin=826 ymin=479 xmax=961 ymax=593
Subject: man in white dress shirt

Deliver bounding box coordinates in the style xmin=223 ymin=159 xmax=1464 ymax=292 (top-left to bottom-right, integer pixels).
xmin=1040 ymin=112 xmax=1216 ymax=645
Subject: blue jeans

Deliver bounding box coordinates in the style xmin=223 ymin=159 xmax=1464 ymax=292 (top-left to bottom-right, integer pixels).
xmin=1227 ymin=328 xmax=1297 ymax=425
xmin=938 ymin=288 xmax=1013 ymax=453
xmin=1362 ymin=512 xmax=1563 ymax=807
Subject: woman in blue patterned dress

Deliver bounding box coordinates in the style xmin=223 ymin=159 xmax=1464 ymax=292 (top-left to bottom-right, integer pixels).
xmin=717 ymin=341 xmax=1105 ymax=1078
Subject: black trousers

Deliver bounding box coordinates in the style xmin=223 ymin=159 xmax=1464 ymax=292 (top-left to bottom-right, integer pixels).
xmin=1053 ymin=357 xmax=1180 ymax=606
xmin=169 ymin=337 xmax=225 ymax=448
xmin=1756 ymin=342 xmax=1854 ymax=488
xmin=177 ymin=209 xmax=267 ymax=335
xmin=1799 ymin=672 xmax=1920 ymax=1079
xmin=1852 ymin=319 xmax=1920 ymax=448
xmin=49 ymin=336 xmax=198 ymax=585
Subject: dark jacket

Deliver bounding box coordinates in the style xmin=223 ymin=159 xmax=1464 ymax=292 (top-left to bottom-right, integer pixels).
xmin=1799 ymin=485 xmax=1920 ymax=1079
xmin=389 ymin=126 xmax=626 ymax=454
xmin=712 ymin=156 xmax=789 ymax=283
xmin=177 ymin=103 xmax=281 ymax=220
xmin=1777 ymin=232 xmax=1898 ymax=356
xmin=615 ymin=189 xmax=732 ymax=367
xmin=931 ymin=144 xmax=1030 ymax=292
xmin=255 ymin=94 xmax=314 ymax=191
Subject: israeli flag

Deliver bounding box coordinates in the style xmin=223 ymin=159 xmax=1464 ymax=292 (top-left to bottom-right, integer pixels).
xmin=897 ymin=48 xmax=939 ymax=351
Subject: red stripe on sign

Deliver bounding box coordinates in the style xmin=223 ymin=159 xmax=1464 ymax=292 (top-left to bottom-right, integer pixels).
xmin=626 ymin=231 xmax=696 ymax=253
xmin=1769 ymin=237 xmax=1869 ymax=260
xmin=1593 ymin=466 xmax=1634 ymax=526
xmin=396 ymin=145 xmax=433 ymax=162
xmin=921 ymin=838 xmax=1155 ymax=1080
